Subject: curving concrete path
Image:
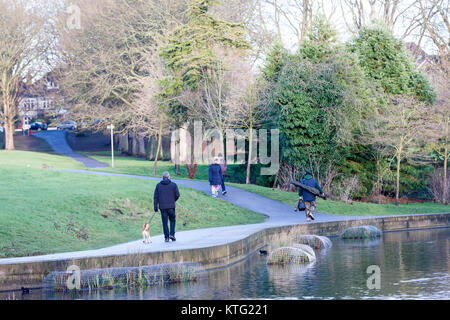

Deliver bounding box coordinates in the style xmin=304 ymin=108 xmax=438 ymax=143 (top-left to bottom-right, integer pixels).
xmin=33 ymin=130 xmax=108 ymax=168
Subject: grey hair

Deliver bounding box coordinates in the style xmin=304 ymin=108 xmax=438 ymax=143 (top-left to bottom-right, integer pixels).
xmin=162 ymin=171 xmax=170 ymax=179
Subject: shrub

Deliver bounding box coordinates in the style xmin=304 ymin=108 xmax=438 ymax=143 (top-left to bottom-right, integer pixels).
xmin=293 ymin=235 xmax=332 ymax=250
xmin=267 ymin=247 xmax=314 ymax=265
xmin=428 ymin=168 xmax=449 ymax=204
xmin=340 ymin=225 xmax=381 ymax=239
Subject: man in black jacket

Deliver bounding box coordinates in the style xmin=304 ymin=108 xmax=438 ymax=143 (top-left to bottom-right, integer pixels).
xmin=298 ymin=171 xmax=324 ymax=222
xmin=154 ymin=172 xmax=180 ymax=242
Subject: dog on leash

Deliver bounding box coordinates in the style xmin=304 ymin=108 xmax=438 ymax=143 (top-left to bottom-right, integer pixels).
xmin=142 ymin=222 xmax=151 ymax=244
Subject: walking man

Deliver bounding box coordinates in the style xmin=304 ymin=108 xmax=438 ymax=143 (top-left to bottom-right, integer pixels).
xmin=298 ymin=171 xmax=324 ymax=222
xmin=209 ymin=157 xmax=223 ymax=197
xmin=154 ymin=172 xmax=180 ymax=242
xmin=218 ymin=153 xmax=227 ymax=195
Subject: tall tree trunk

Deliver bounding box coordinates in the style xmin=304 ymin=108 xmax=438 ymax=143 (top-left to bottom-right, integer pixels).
xmin=272 ymin=155 xmax=283 ymax=189
xmin=186 ymin=163 xmax=198 ymax=179
xmin=185 ymin=126 xmax=198 ymax=179
xmin=153 ymin=116 xmax=163 ymax=176
xmin=246 ymin=126 xmax=253 ymax=184
xmin=5 ymin=117 xmax=15 ymax=151
xmin=395 ymin=154 xmax=401 ymax=206
xmin=274 ymin=0 xmax=282 ymax=42
xmin=3 ymin=91 xmax=16 ymax=150
xmin=300 ymin=0 xmax=310 ymax=42
xmin=443 ymin=145 xmax=448 ymax=204
xmin=186 ymin=142 xmax=198 ymax=179
xmin=376 ymin=158 xmax=381 ymax=196
xmin=272 ymin=172 xmax=279 ymax=189
xmin=127 ymin=131 xmax=133 ymax=155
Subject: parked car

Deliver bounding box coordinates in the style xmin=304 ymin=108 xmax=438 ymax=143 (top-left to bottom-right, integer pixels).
xmin=57 ymin=120 xmax=77 ymax=131
xmin=29 ymin=122 xmax=48 ymax=130
xmin=90 ymin=119 xmax=104 ymax=127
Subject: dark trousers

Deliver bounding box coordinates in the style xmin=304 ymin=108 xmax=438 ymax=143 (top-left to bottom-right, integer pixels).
xmin=160 ymin=208 xmax=176 ymax=239
xmin=221 ymin=175 xmax=226 ymax=192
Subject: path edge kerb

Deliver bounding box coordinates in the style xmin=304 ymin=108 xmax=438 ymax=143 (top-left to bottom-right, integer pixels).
xmin=0 ymin=213 xmax=449 ymax=291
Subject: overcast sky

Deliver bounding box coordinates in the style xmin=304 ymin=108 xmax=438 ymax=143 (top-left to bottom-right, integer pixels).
xmin=33 ymin=0 xmax=443 ymax=71
xmin=258 ymin=0 xmax=441 ymax=54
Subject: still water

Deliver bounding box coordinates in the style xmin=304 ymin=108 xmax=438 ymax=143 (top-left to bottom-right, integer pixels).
xmin=6 ymin=228 xmax=450 ymax=300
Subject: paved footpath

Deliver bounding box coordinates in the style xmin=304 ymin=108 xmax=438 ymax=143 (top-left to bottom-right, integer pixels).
xmin=33 ymin=130 xmax=108 ymax=168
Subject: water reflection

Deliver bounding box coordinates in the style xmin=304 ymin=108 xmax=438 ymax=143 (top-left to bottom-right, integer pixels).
xmin=2 ymin=228 xmax=449 ymax=300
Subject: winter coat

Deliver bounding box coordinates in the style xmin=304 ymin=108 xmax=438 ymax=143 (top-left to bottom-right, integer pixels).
xmin=298 ymin=174 xmax=323 ymax=202
xmin=154 ymin=178 xmax=180 ymax=211
xmin=209 ymin=163 xmax=223 ymax=186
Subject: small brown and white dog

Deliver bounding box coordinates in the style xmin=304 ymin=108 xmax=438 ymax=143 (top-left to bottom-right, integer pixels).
xmin=142 ymin=222 xmax=151 ymax=244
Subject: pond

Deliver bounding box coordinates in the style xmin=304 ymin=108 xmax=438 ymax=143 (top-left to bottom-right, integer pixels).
xmin=3 ymin=227 xmax=449 ymax=300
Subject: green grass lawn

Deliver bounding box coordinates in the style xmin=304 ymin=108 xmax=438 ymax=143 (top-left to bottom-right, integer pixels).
xmin=1 ymin=149 xmax=85 ymax=170
xmin=82 ymin=152 xmax=215 ymax=181
xmin=229 ymin=183 xmax=449 ymax=216
xmin=0 ymin=151 xmax=265 ymax=258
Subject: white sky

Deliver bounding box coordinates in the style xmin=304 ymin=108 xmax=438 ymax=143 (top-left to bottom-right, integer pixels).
xmin=257 ymin=0 xmax=443 ymax=55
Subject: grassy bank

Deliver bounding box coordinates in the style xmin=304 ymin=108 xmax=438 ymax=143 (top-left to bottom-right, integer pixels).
xmin=82 ymin=152 xmax=239 ymax=181
xmin=0 ymin=151 xmax=265 ymax=258
xmin=83 ymin=153 xmax=211 ymax=180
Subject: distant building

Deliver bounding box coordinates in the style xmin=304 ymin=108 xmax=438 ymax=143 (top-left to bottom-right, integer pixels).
xmin=405 ymin=42 xmax=429 ymax=65
xmin=405 ymin=42 xmax=444 ymax=82
xmin=17 ymin=73 xmax=67 ymax=129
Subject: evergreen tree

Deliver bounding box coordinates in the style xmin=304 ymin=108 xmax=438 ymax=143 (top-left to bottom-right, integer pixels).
xmin=269 ymin=16 xmax=380 ymax=189
xmin=349 ymin=23 xmax=437 ymax=203
xmin=297 ymin=15 xmax=337 ymax=62
xmin=160 ymin=0 xmax=250 ymax=89
xmin=261 ymin=40 xmax=289 ymax=83
xmin=160 ymin=0 xmax=250 ymax=179
xmin=349 ymin=23 xmax=436 ymax=103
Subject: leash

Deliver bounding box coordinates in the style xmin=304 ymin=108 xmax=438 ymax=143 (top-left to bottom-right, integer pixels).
xmin=148 ymin=210 xmax=158 ymax=225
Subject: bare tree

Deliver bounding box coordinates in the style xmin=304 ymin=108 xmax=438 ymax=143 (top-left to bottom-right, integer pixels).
xmin=428 ymin=167 xmax=450 ymax=203
xmin=426 ymin=102 xmax=449 ymax=204
xmin=210 ymin=0 xmax=275 ymax=65
xmin=370 ymin=145 xmax=396 ymax=201
xmin=414 ymin=0 xmax=449 ymax=203
xmin=180 ymin=65 xmax=233 ymax=159
xmin=365 ymin=94 xmax=431 ymax=205
xmin=225 ymin=58 xmax=273 ymax=184
xmin=423 ymin=62 xmax=450 ymax=204
xmin=417 ymin=0 xmax=449 ymax=54
xmin=57 ymin=0 xmax=185 ymax=173
xmin=0 ymin=0 xmax=55 ymax=150
xmin=340 ymin=0 xmax=423 ymax=39
xmin=257 ymin=0 xmax=323 ymax=49
xmin=340 ymin=0 xmax=377 ymax=34
xmin=126 ymin=51 xmax=175 ymax=175
xmin=58 ymin=0 xmax=185 ymax=125
xmin=179 ymin=48 xmax=251 ymax=161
